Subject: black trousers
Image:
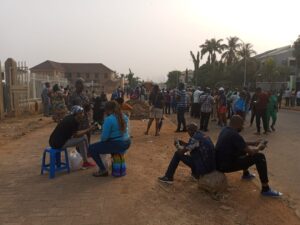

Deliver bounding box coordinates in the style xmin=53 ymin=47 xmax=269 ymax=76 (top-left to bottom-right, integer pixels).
xmin=193 ymin=103 xmax=200 ymax=118
xmin=255 ymin=110 xmax=268 ymax=133
xmin=285 ymin=97 xmax=290 ymax=106
xmin=165 ymin=151 xmax=195 ymax=179
xmin=250 ymin=109 xmax=256 ymax=125
xmin=165 ymin=103 xmax=171 ymax=114
xmin=176 ymin=107 xmax=186 ymax=131
xmin=217 ymin=153 xmax=269 ymax=184
xmin=200 ymin=112 xmax=210 ymax=131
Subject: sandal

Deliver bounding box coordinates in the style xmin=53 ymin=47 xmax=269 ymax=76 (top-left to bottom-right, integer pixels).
xmin=93 ymin=170 xmax=109 ymax=177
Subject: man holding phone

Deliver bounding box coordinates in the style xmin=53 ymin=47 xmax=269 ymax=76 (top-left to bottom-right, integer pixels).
xmin=158 ymin=123 xmax=215 ymax=184
xmin=215 ymin=115 xmax=281 ymax=197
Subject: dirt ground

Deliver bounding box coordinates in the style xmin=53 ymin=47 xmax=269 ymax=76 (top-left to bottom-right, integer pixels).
xmin=0 ymin=115 xmax=299 ymax=225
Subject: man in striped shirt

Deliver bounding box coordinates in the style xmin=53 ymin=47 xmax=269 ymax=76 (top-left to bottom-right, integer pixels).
xmin=175 ymin=83 xmax=187 ymax=132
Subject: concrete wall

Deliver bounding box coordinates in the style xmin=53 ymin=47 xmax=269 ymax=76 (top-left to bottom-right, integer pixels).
xmin=0 ymin=63 xmax=4 ymax=119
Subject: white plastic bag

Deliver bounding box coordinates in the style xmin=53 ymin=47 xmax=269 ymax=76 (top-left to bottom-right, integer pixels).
xmin=100 ymin=154 xmax=111 ymax=169
xmin=68 ymin=150 xmax=83 ymax=171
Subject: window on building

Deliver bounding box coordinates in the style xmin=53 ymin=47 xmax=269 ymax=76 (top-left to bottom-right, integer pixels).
xmin=282 ymin=60 xmax=288 ymax=66
xmin=289 ymin=59 xmax=296 ymax=67
xmin=65 ymin=73 xmax=72 ymax=79
xmin=77 ymin=73 xmax=81 ymax=77
xmin=104 ymin=73 xmax=108 ymax=79
xmin=86 ymin=73 xmax=89 ymax=78
xmin=95 ymin=73 xmax=99 ymax=79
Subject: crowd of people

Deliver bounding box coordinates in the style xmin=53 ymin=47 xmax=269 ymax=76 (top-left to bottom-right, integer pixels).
xmin=45 ymin=79 xmax=131 ymax=173
xmin=143 ymin=83 xmax=285 ymax=136
xmin=43 ymin=79 xmax=284 ymax=197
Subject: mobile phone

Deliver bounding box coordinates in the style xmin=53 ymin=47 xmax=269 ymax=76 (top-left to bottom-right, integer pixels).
xmin=261 ymin=140 xmax=268 ymax=145
xmin=93 ymin=122 xmax=101 ymax=130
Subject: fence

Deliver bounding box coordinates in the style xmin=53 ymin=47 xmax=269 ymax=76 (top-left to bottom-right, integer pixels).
xmin=256 ymin=81 xmax=288 ymax=91
xmin=1 ymin=58 xmax=68 ymax=117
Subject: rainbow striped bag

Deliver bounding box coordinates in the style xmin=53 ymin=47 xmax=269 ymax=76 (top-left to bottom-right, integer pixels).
xmin=111 ymin=153 xmax=126 ymax=177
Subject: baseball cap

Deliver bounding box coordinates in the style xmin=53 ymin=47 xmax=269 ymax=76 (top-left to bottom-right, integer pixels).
xmin=70 ymin=105 xmax=84 ymax=115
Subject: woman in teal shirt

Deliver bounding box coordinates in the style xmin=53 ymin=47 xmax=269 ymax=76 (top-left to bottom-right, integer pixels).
xmin=89 ymin=101 xmax=131 ymax=176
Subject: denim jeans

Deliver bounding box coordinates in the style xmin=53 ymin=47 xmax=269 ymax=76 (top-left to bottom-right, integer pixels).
xmin=165 ymin=151 xmax=195 ymax=179
xmin=176 ymin=107 xmax=186 ymax=131
xmin=89 ymin=139 xmax=131 ymax=171
xmin=200 ymin=112 xmax=210 ymax=131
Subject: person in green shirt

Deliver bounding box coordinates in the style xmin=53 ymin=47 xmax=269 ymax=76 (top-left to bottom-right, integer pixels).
xmin=266 ymin=91 xmax=278 ymax=131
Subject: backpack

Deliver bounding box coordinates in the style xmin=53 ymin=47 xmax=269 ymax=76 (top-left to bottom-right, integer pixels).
xmin=190 ymin=132 xmax=216 ymax=176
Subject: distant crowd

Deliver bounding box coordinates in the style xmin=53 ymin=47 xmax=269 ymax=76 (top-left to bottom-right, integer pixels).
xmin=143 ymin=83 xmax=298 ymax=136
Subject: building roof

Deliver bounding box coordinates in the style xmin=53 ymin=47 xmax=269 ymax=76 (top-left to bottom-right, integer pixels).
xmin=30 ymin=60 xmax=65 ymax=72
xmin=255 ymin=45 xmax=293 ymax=60
xmin=61 ymin=63 xmax=113 ymax=73
xmin=30 ymin=60 xmax=114 ymax=73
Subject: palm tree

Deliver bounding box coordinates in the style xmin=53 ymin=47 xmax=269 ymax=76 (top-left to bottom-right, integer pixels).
xmin=237 ymin=43 xmax=256 ymax=59
xmin=200 ymin=38 xmax=226 ymax=64
xmin=190 ymin=50 xmax=200 ymax=83
xmin=237 ymin=43 xmax=257 ymax=86
xmin=221 ymin=36 xmax=241 ymax=65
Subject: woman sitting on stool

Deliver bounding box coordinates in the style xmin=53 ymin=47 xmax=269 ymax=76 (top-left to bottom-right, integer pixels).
xmin=89 ymin=101 xmax=131 ymax=177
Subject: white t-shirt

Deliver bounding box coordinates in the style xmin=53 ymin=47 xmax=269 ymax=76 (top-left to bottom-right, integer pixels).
xmin=193 ymin=90 xmax=201 ymax=103
xmin=297 ymin=91 xmax=300 ymax=98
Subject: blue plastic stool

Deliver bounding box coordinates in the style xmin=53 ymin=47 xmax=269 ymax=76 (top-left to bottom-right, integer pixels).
xmin=41 ymin=147 xmax=70 ymax=179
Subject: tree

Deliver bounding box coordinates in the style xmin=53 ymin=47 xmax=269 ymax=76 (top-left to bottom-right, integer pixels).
xmin=125 ymin=69 xmax=140 ymax=88
xmin=166 ymin=70 xmax=181 ymax=89
xmin=277 ymin=65 xmax=291 ymax=81
xmin=293 ymin=35 xmax=300 ymax=75
xmin=260 ymin=58 xmax=277 ymax=82
xmin=200 ymin=38 xmax=226 ymax=64
xmin=190 ymin=51 xmax=200 ymax=83
xmin=237 ymin=43 xmax=256 ymax=59
xmin=221 ymin=36 xmax=241 ymax=65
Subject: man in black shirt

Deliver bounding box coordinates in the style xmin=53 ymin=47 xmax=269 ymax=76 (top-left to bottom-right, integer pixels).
xmin=215 ymin=115 xmax=282 ymax=197
xmin=49 ymin=105 xmax=96 ymax=168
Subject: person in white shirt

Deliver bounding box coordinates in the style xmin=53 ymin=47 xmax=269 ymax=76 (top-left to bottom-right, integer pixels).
xmin=296 ymin=89 xmax=300 ymax=106
xmin=284 ymin=88 xmax=291 ymax=107
xmin=191 ymin=88 xmax=202 ymax=118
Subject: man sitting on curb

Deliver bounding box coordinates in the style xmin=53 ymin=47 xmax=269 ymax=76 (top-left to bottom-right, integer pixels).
xmin=49 ymin=105 xmax=96 ymax=168
xmin=215 ymin=115 xmax=282 ymax=197
xmin=158 ymin=123 xmax=215 ymax=184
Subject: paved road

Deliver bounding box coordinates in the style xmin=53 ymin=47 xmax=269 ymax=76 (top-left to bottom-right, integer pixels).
xmin=180 ymin=109 xmax=300 ymax=211
xmin=253 ymin=110 xmax=300 ymax=209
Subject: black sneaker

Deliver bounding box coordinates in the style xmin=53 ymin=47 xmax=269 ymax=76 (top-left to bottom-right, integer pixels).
xmin=158 ymin=176 xmax=173 ymax=184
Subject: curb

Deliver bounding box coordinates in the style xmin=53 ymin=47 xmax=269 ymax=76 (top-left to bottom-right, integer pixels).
xmin=280 ymin=107 xmax=300 ymax=112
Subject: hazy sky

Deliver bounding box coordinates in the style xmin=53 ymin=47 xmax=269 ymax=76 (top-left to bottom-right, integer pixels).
xmin=1 ymin=0 xmax=299 ymax=82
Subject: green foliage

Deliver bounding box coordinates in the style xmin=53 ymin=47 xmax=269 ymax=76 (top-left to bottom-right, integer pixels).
xmin=237 ymin=43 xmax=256 ymax=59
xmin=260 ymin=58 xmax=277 ymax=81
xmin=166 ymin=70 xmax=181 ymax=89
xmin=200 ymin=38 xmax=226 ymax=64
xmin=125 ymin=69 xmax=140 ymax=88
xmin=221 ymin=36 xmax=241 ymax=65
xmin=293 ymin=36 xmax=300 ymax=72
xmin=190 ymin=51 xmax=200 ymax=82
xmin=257 ymin=58 xmax=291 ymax=82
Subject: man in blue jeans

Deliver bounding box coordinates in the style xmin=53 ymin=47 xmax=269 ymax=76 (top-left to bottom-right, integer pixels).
xmin=158 ymin=123 xmax=215 ymax=184
xmin=175 ymin=83 xmax=187 ymax=132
